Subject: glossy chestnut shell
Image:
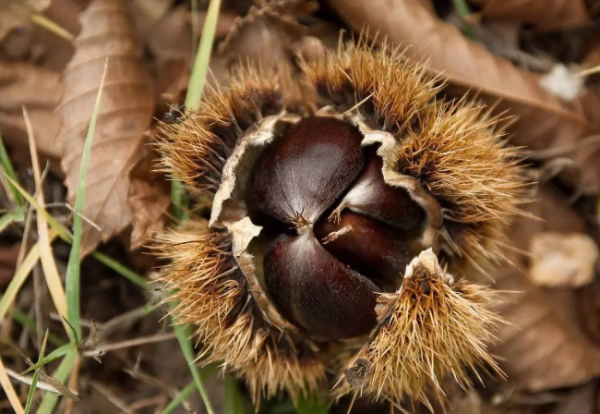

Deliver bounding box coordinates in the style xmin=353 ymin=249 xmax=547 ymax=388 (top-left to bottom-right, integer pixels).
xmin=250 ymin=116 xmax=425 ymax=340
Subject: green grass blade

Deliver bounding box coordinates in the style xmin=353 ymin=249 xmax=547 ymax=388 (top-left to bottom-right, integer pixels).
xmin=184 ymin=0 xmax=223 ymax=110
xmin=24 ymin=331 xmax=50 ymax=413
xmin=91 ymin=251 xmax=149 ymax=289
xmin=451 ymin=0 xmax=478 ymax=40
xmin=0 ymin=240 xmax=49 ymax=322
xmin=159 ymin=364 xmax=217 ymax=414
xmin=224 ymin=376 xmax=244 ymax=414
xmin=160 ymin=381 xmax=196 ymax=414
xmin=22 ymin=344 xmax=73 ymax=375
xmin=172 ymin=317 xmax=215 ymax=414
xmin=0 ymin=212 xmax=15 ymax=234
xmin=0 ymin=125 xmax=24 ymax=208
xmin=35 ymin=347 xmax=77 ymax=414
xmin=65 ymin=58 xmax=109 ymax=341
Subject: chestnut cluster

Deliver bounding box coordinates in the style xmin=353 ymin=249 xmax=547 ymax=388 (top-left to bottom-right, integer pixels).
xmin=155 ymin=42 xmax=524 ymax=409
xmin=252 ymin=116 xmax=424 ymax=340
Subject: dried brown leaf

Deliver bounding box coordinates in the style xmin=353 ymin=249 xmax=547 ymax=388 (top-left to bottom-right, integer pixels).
xmin=128 ymin=144 xmax=170 ymax=250
xmin=58 ymin=0 xmax=154 ymax=256
xmin=328 ymin=0 xmax=600 ymax=193
xmin=468 ymin=0 xmax=590 ymax=32
xmin=0 ymin=62 xmax=62 ymax=159
xmin=489 ymin=185 xmax=600 ymax=391
xmin=0 ymin=0 xmax=50 ymax=40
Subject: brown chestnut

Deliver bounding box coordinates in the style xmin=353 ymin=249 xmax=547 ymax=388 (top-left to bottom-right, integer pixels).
xmin=251 ymin=116 xmax=365 ymax=225
xmin=330 ymin=151 xmax=425 ymax=231
xmin=314 ymin=211 xmax=414 ymax=286
xmin=264 ymin=232 xmax=378 ymax=340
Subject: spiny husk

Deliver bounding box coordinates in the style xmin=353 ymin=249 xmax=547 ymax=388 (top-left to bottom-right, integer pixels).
xmin=301 ymin=41 xmax=440 ymax=132
xmin=395 ymin=99 xmax=526 ymax=271
xmin=153 ymin=219 xmax=326 ymax=403
xmin=155 ymin=41 xmax=522 ymax=406
xmin=156 ymin=64 xmax=301 ymax=195
xmin=335 ymin=249 xmax=503 ymax=411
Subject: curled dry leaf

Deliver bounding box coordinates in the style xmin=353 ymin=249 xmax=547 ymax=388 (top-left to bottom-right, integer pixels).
xmin=128 ymin=143 xmax=170 ymax=250
xmin=489 ymin=185 xmax=600 ymax=391
xmin=468 ymin=0 xmax=590 ymax=32
xmin=328 ymin=0 xmax=600 ymax=193
xmin=0 ymin=62 xmax=62 ymax=159
xmin=0 ymin=0 xmax=50 ymax=40
xmin=529 ymin=232 xmax=598 ymax=288
xmin=58 ymin=0 xmax=154 ymax=256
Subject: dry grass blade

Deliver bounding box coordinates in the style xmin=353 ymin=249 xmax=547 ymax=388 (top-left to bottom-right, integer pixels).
xmin=29 ymin=12 xmax=74 ymax=41
xmin=0 ymin=354 xmax=25 ymax=414
xmin=468 ymin=0 xmax=590 ymax=31
xmin=58 ymin=0 xmax=154 ymax=256
xmin=37 ymin=367 xmax=80 ymax=401
xmin=0 ymin=0 xmax=50 ymax=40
xmin=0 ymin=237 xmax=56 ymax=323
xmin=6 ymin=368 xmax=60 ymax=395
xmin=328 ymin=0 xmax=600 ymax=193
xmin=22 ymin=106 xmax=70 ymax=337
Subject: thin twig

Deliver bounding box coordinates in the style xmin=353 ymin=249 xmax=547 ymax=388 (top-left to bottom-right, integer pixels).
xmin=99 ymin=307 xmax=148 ymax=338
xmin=88 ymin=380 xmax=133 ymax=414
xmin=81 ymin=332 xmax=177 ymax=357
